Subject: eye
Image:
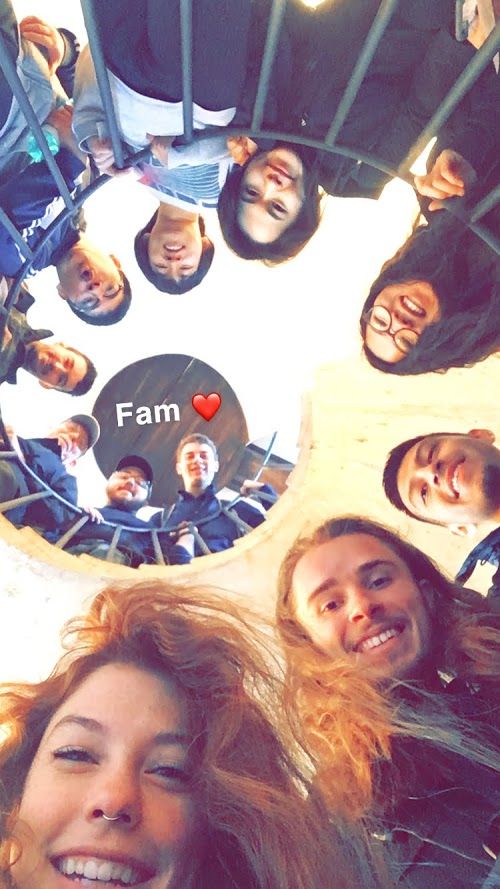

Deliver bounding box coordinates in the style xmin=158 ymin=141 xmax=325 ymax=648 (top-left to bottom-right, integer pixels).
xmin=80 ymin=268 xmax=92 ymax=282
xmin=421 ymin=482 xmax=428 ymax=505
xmin=368 ymin=574 xmax=392 ymax=590
xmin=243 ymin=186 xmax=259 ymax=198
xmin=147 ymin=765 xmax=190 ymax=785
xmin=320 ymin=600 xmax=339 ymax=613
xmin=271 ymin=201 xmax=286 ymax=215
xmin=427 ymin=446 xmax=435 ymax=464
xmin=53 ymin=746 xmax=95 ymax=763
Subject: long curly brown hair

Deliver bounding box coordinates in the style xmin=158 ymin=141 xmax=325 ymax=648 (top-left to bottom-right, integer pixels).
xmin=276 ymin=516 xmax=500 ymax=817
xmin=0 ymin=581 xmax=386 ymax=889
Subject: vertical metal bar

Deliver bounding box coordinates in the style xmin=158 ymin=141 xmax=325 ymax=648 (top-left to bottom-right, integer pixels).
xmin=150 ymin=530 xmax=166 ymax=566
xmin=324 ymin=0 xmax=400 ymax=146
xmin=106 ymin=524 xmax=123 ymax=561
xmin=470 ymin=185 xmax=500 ymax=223
xmin=80 ymin=0 xmax=125 ymax=168
xmin=0 ymin=489 xmax=52 ymax=513
xmin=0 ymin=208 xmax=33 ymax=261
xmin=55 ymin=514 xmax=90 ymax=548
xmin=180 ymin=0 xmax=193 ymax=142
xmin=400 ymin=22 xmax=500 ymax=173
xmin=191 ymin=524 xmax=212 ymax=555
xmin=251 ymin=0 xmax=287 ymax=132
xmin=221 ymin=507 xmax=253 ymax=534
xmin=0 ymin=33 xmax=75 ymax=206
xmin=252 ymin=431 xmax=278 ymax=482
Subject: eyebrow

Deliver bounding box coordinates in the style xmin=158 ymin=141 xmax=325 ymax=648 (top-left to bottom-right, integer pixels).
xmin=306 ymin=560 xmax=396 ymax=605
xmin=49 ymin=715 xmax=190 ymax=746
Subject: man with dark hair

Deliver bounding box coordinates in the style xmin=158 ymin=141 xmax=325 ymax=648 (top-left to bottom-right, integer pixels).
xmin=152 ymin=433 xmax=277 ymax=560
xmin=0 ymin=153 xmax=132 ymax=325
xmin=0 ymin=304 xmax=96 ymax=394
xmin=383 ymin=428 xmax=500 ymax=535
xmin=0 ymin=413 xmax=99 ymax=532
xmin=64 ymin=455 xmax=191 ymax=567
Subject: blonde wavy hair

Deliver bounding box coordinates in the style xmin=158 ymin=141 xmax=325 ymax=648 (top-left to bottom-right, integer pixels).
xmin=0 ymin=581 xmax=386 ymax=889
xmin=276 ymin=516 xmax=500 ymax=818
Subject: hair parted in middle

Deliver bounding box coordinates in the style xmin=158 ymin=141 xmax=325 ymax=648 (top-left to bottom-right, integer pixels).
xmin=0 ymin=581 xmax=386 ymax=889
xmin=276 ymin=516 xmax=500 ymax=816
xmin=359 ymin=209 xmax=500 ymax=375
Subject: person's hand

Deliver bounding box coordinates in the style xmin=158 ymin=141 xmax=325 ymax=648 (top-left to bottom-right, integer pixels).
xmin=146 ymin=134 xmax=174 ymax=166
xmin=175 ymin=525 xmax=195 ymax=556
xmin=54 ymin=431 xmax=81 ymax=465
xmin=240 ymin=479 xmax=265 ymax=496
xmin=87 ymin=136 xmax=127 ymax=176
xmin=226 ymin=136 xmax=258 ymax=166
xmin=81 ymin=505 xmax=104 ymax=524
xmin=19 ymin=16 xmax=65 ymax=75
xmin=414 ymin=150 xmax=477 ymax=211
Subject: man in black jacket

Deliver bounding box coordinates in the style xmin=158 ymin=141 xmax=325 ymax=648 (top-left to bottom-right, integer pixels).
xmin=0 ymin=412 xmax=99 ymax=532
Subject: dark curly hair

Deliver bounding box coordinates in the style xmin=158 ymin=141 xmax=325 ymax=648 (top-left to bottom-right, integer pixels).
xmin=360 ymin=209 xmax=500 ymax=375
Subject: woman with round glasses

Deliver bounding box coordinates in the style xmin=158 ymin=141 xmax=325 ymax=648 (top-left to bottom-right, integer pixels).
xmin=359 ymin=152 xmax=499 ymax=375
xmin=276 ymin=516 xmax=500 ymax=888
xmin=0 ymin=581 xmax=384 ymax=889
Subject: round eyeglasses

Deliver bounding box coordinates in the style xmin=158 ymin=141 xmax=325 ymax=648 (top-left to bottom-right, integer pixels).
xmin=363 ymin=305 xmax=419 ymax=355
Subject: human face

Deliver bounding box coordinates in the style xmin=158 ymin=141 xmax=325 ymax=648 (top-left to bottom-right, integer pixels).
xmin=48 ymin=421 xmax=90 ymax=466
xmin=57 ymin=245 xmax=124 ymax=319
xmin=397 ymin=431 xmax=500 ymax=528
xmin=147 ymin=212 xmax=202 ymax=282
xmin=25 ymin=342 xmax=88 ymax=393
xmin=292 ymin=534 xmax=432 ymax=680
xmin=11 ymin=663 xmax=199 ymax=889
xmin=106 ymin=467 xmax=150 ymax=511
xmin=176 ymin=442 xmax=218 ymax=495
xmin=364 ymin=282 xmax=441 ymax=363
xmin=238 ymin=148 xmax=305 ymax=244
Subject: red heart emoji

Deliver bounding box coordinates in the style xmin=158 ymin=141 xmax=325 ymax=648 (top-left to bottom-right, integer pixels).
xmin=191 ymin=392 xmax=222 ymax=421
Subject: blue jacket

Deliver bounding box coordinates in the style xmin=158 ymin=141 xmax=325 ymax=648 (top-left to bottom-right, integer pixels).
xmin=457 ymin=527 xmax=500 ymax=610
xmin=0 ymin=147 xmax=85 ymax=276
xmin=152 ymin=483 xmax=277 ymax=560
xmin=3 ymin=436 xmax=78 ymax=531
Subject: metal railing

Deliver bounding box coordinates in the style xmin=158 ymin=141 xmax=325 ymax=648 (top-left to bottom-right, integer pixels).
xmin=1 ymin=0 xmax=499 ymax=567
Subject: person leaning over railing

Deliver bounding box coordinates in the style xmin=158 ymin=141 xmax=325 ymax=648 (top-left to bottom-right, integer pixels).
xmin=276 ymin=515 xmax=500 ymax=888
xmin=0 ymin=302 xmax=96 ymax=395
xmin=0 ymin=413 xmax=99 ymax=532
xmin=0 ymin=582 xmax=388 ymax=889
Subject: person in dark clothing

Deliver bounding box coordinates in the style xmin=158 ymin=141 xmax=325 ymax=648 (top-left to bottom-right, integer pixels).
xmin=277 ymin=516 xmax=500 ymax=889
xmin=152 ymin=433 xmax=277 ymax=561
xmin=0 ymin=148 xmax=132 ymax=326
xmin=0 ymin=413 xmax=99 ymax=532
xmin=0 ymin=303 xmax=96 ymax=393
xmin=65 ymin=455 xmax=191 ymax=568
xmin=457 ymin=525 xmax=500 ymax=611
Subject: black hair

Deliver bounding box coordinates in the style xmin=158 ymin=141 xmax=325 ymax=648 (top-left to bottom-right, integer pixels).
xmin=217 ymin=145 xmax=321 ymax=264
xmin=68 ymin=349 xmax=97 ymax=396
xmin=360 ymin=209 xmax=500 ymax=375
xmin=134 ymin=212 xmax=214 ymax=294
xmin=66 ymin=271 xmax=132 ymax=326
xmin=382 ymin=434 xmax=427 ymax=519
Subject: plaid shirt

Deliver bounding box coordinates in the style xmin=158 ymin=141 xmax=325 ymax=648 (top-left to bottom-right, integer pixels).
xmin=0 ymin=305 xmax=52 ymax=385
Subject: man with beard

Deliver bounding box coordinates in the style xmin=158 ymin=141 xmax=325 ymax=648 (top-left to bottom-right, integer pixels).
xmin=0 ymin=305 xmax=96 ymax=394
xmin=152 ymin=433 xmax=277 ymax=561
xmin=383 ymin=428 xmax=500 ymax=605
xmin=64 ymin=455 xmax=191 ymax=567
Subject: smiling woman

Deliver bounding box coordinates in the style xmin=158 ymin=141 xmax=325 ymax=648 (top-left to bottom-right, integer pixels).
xmin=0 ymin=581 xmax=385 ymax=889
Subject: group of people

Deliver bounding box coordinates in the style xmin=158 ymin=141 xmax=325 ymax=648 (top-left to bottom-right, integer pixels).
xmin=0 ymin=0 xmax=498 ymax=390
xmin=1 ymin=505 xmax=498 ymax=888
xmin=0 ymin=429 xmax=277 ymax=566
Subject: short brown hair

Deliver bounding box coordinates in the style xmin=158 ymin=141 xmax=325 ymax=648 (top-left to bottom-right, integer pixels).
xmin=175 ymin=433 xmax=218 ymax=463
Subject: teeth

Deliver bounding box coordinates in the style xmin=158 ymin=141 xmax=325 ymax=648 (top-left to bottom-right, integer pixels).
xmin=402 ymin=295 xmax=424 ymax=316
xmin=56 ymin=856 xmax=140 ymax=884
xmin=451 ymin=467 xmax=460 ymax=497
xmin=358 ymin=627 xmax=400 ymax=653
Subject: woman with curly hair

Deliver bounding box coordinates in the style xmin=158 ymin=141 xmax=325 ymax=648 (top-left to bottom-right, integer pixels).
xmin=0 ymin=581 xmax=384 ymax=889
xmin=277 ymin=516 xmax=500 ymax=887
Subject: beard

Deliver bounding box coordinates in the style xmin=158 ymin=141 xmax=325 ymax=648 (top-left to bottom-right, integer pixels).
xmin=482 ymin=464 xmax=500 ymax=515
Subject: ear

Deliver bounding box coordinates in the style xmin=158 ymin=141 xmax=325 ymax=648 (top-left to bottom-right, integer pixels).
xmin=468 ymin=428 xmax=495 ymax=445
xmin=39 ymin=380 xmax=53 ymax=390
xmin=56 ymin=283 xmax=69 ymax=301
xmin=214 ymin=459 xmax=219 ymax=473
xmin=447 ymin=522 xmax=477 ymax=537
xmin=65 ymin=457 xmax=78 ymax=471
xmin=418 ymin=578 xmax=437 ymax=610
xmin=176 ymin=461 xmax=182 ymax=476
xmin=110 ymin=255 xmax=122 ymax=271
